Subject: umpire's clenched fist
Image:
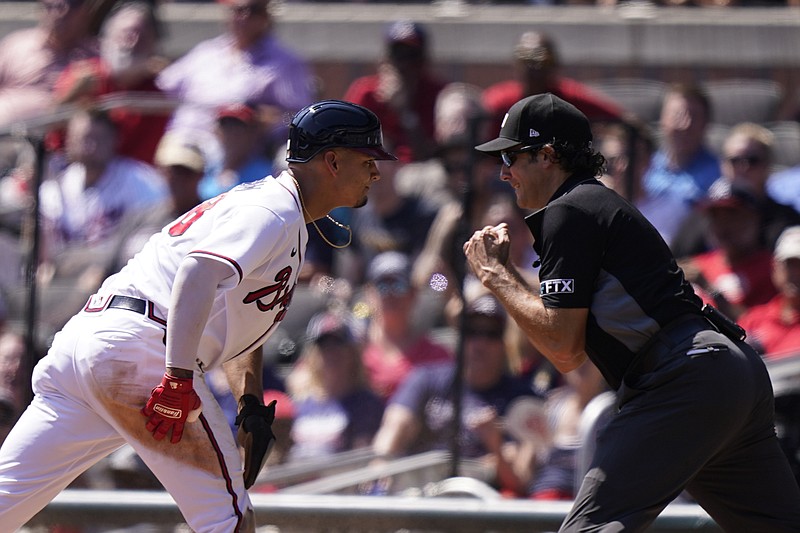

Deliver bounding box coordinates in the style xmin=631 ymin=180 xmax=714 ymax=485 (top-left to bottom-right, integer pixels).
xmin=463 ymin=223 xmax=512 ymax=285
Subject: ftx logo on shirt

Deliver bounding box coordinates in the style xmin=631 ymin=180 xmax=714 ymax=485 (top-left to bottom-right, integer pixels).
xmin=540 ymin=278 xmax=574 ymax=295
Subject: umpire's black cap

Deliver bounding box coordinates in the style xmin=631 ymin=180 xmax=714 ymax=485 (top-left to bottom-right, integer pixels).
xmin=475 ymin=93 xmax=592 ymax=157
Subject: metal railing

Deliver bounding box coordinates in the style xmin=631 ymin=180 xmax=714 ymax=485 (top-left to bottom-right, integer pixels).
xmin=27 ymin=490 xmax=724 ymax=532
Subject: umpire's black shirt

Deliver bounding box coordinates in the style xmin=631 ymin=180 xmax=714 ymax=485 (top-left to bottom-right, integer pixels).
xmin=525 ymin=173 xmax=703 ymax=390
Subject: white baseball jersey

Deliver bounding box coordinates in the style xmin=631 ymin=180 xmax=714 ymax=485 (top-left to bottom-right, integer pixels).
xmin=0 ymin=170 xmax=307 ymax=532
xmin=100 ymin=170 xmax=308 ymax=371
xmin=40 ymin=156 xmax=168 ymax=250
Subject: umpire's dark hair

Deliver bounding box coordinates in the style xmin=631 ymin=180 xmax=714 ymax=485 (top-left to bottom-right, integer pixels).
xmin=548 ymin=139 xmax=606 ymax=178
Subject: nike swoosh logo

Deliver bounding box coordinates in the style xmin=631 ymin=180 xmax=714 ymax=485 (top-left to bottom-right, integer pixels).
xmin=291 ymin=248 xmax=297 ymax=257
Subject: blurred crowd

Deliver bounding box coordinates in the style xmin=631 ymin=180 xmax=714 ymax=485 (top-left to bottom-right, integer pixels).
xmin=1 ymin=0 xmax=800 ymax=527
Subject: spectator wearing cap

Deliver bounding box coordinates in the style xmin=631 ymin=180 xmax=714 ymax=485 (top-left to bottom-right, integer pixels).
xmin=679 ymin=178 xmax=778 ymax=320
xmin=284 ymin=311 xmax=384 ymax=461
xmin=372 ymin=293 xmax=543 ymax=496
xmin=360 ymin=251 xmax=452 ymax=403
xmin=343 ymin=20 xmax=448 ymax=163
xmin=198 ymin=101 xmax=275 ymax=200
xmin=481 ymin=31 xmax=626 ymax=139
xmin=156 ymin=0 xmax=313 ymax=171
xmin=106 ymin=132 xmax=207 ymax=274
xmin=739 ymin=226 xmax=800 ymax=360
xmin=670 ymin=122 xmax=800 ymax=259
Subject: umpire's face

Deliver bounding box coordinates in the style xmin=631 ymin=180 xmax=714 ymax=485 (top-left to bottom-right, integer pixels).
xmin=499 ymin=144 xmax=561 ymax=211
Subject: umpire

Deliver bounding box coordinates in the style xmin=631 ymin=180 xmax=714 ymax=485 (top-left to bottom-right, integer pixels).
xmin=463 ymin=93 xmax=800 ymax=532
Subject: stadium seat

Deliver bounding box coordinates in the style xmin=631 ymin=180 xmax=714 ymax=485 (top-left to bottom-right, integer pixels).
xmin=705 ymin=79 xmax=783 ymax=126
xmin=587 ymin=78 xmax=668 ymax=123
xmin=765 ymin=120 xmax=800 ymax=171
xmin=704 ymin=122 xmax=732 ymax=159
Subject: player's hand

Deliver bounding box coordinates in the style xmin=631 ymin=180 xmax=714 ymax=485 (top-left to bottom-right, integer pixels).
xmin=235 ymin=394 xmax=277 ymax=489
xmin=141 ymin=372 xmax=202 ymax=444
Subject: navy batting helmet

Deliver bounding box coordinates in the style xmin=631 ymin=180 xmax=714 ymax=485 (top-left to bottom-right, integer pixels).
xmin=286 ymin=100 xmax=397 ymax=163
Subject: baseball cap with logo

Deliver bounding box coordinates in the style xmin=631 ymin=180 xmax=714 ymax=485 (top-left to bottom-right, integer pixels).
xmin=475 ymin=93 xmax=593 ymax=157
xmin=774 ymin=226 xmax=800 ymax=262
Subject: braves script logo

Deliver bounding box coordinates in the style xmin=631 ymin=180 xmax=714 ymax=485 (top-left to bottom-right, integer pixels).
xmin=540 ymin=278 xmax=574 ymax=295
xmin=243 ymin=266 xmax=296 ymax=323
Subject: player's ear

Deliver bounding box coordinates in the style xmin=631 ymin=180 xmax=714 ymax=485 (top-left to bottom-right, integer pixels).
xmin=539 ymin=145 xmax=553 ymax=163
xmin=323 ymin=150 xmax=339 ymax=174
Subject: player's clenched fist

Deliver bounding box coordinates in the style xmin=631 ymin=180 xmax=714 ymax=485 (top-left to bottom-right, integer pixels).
xmin=142 ymin=373 xmax=202 ymax=443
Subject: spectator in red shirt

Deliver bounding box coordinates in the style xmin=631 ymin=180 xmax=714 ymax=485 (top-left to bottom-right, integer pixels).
xmin=739 ymin=226 xmax=800 ymax=360
xmin=680 ymin=178 xmax=778 ymax=320
xmin=343 ymin=20 xmax=447 ymax=163
xmin=481 ymin=31 xmax=626 ymax=137
xmin=51 ymin=1 xmax=170 ymax=164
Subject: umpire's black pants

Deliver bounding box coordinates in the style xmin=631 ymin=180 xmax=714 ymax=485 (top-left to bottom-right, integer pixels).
xmin=560 ymin=318 xmax=800 ymax=533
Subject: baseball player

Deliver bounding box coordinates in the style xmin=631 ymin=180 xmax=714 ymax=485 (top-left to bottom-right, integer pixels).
xmin=463 ymin=93 xmax=800 ymax=532
xmin=0 ymin=100 xmax=396 ymax=532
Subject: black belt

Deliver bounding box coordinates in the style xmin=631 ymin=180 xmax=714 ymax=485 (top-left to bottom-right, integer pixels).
xmin=108 ymin=295 xmax=148 ymax=314
xmin=84 ymin=294 xmax=167 ymax=326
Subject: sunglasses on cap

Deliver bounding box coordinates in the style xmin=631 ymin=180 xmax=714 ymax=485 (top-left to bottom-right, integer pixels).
xmin=375 ymin=278 xmax=411 ymax=296
xmin=501 ymin=145 xmax=540 ymax=168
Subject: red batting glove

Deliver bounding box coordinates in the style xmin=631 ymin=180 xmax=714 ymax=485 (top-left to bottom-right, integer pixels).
xmin=141 ymin=373 xmax=202 ymax=444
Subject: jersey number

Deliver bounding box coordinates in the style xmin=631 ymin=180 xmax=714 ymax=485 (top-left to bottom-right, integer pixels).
xmin=168 ymin=195 xmax=225 ymax=236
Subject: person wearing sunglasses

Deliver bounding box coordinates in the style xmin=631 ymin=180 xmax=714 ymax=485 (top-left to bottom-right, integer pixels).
xmin=464 ymin=92 xmax=800 ymax=532
xmin=360 ymin=251 xmax=452 ymax=403
xmin=671 ymin=122 xmax=800 ymax=260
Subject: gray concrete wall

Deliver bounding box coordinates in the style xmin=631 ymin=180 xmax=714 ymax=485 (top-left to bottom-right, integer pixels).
xmin=1 ymin=2 xmax=799 ymax=99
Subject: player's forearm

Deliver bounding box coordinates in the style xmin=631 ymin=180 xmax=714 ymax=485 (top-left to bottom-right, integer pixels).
xmin=482 ymin=265 xmax=587 ymax=373
xmin=166 ymin=256 xmax=228 ymax=373
xmin=223 ymin=349 xmax=264 ymax=402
